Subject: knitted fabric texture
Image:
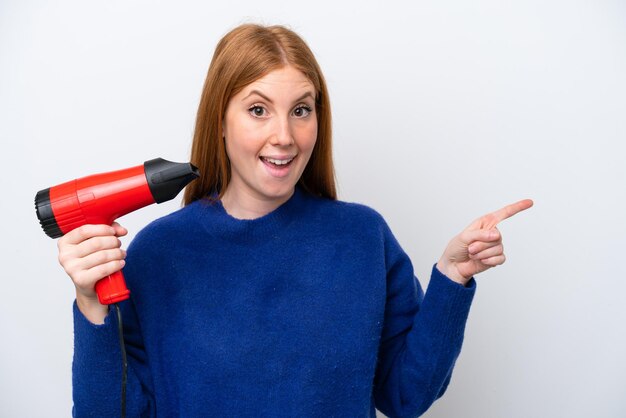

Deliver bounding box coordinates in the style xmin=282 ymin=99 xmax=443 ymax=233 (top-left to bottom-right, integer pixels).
xmin=72 ymin=187 xmax=476 ymax=417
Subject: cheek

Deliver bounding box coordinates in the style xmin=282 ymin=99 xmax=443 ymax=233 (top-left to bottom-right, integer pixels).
xmin=224 ymin=120 xmax=262 ymax=158
xmin=298 ymin=122 xmax=318 ymax=153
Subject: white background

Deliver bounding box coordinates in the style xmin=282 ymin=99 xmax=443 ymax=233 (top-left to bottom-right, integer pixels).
xmin=1 ymin=1 xmax=625 ymax=417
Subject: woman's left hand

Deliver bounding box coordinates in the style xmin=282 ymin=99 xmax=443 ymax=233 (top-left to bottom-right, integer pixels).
xmin=437 ymin=199 xmax=534 ymax=286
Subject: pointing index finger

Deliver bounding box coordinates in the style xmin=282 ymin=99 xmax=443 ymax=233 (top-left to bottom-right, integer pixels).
xmin=487 ymin=199 xmax=534 ymax=228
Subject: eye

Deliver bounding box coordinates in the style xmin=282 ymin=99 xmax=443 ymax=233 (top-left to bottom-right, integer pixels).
xmin=292 ymin=104 xmax=312 ymax=118
xmin=248 ymin=105 xmax=267 ymax=118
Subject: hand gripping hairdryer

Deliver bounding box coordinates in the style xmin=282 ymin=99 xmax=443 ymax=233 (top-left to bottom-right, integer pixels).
xmin=35 ymin=158 xmax=200 ymax=305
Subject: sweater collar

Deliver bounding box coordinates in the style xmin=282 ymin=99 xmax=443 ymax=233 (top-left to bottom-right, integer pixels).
xmin=197 ymin=186 xmax=308 ymax=245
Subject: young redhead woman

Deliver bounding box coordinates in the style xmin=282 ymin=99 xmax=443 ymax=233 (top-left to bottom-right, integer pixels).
xmin=58 ymin=24 xmax=532 ymax=417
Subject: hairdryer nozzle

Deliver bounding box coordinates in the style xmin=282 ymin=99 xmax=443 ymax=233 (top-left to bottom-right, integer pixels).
xmin=144 ymin=158 xmax=200 ymax=203
xmin=35 ymin=188 xmax=63 ymax=238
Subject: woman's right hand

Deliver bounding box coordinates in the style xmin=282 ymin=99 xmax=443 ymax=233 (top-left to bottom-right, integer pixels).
xmin=57 ymin=222 xmax=128 ymax=324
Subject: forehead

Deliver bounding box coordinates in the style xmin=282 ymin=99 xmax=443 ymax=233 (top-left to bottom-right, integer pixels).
xmin=243 ymin=66 xmax=314 ymax=94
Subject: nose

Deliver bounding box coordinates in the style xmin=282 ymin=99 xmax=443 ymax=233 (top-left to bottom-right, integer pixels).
xmin=269 ymin=116 xmax=294 ymax=146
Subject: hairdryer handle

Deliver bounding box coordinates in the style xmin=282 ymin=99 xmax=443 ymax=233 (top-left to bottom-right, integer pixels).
xmin=95 ymin=270 xmax=130 ymax=305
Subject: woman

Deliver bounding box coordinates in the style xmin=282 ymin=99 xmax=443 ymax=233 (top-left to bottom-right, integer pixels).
xmin=59 ymin=24 xmax=532 ymax=417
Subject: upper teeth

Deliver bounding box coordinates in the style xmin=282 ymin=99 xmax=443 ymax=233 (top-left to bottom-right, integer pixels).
xmin=263 ymin=157 xmax=294 ymax=165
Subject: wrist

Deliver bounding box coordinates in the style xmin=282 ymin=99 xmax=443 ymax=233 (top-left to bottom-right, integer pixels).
xmin=76 ymin=293 xmax=109 ymax=325
xmin=436 ymin=260 xmax=471 ymax=286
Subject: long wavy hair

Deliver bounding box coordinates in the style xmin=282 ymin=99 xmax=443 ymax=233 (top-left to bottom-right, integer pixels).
xmin=183 ymin=24 xmax=336 ymax=205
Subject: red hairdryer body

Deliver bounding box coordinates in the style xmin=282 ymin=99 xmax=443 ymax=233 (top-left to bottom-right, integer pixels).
xmin=35 ymin=158 xmax=199 ymax=304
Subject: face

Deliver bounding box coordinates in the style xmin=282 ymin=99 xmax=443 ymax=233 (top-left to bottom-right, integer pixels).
xmin=222 ymin=65 xmax=317 ymax=206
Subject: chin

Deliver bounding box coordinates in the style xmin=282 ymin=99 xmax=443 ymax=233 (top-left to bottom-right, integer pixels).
xmin=257 ymin=182 xmax=297 ymax=201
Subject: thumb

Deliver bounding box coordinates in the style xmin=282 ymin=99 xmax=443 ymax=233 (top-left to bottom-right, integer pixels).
xmin=458 ymin=228 xmax=500 ymax=245
xmin=111 ymin=222 xmax=128 ymax=237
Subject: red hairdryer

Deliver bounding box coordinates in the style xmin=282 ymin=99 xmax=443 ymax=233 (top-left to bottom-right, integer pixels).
xmin=35 ymin=158 xmax=199 ymax=305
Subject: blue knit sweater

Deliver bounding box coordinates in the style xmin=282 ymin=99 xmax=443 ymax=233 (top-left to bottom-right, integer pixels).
xmin=72 ymin=187 xmax=476 ymax=417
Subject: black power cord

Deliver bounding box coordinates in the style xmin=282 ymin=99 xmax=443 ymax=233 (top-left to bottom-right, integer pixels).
xmin=114 ymin=303 xmax=127 ymax=418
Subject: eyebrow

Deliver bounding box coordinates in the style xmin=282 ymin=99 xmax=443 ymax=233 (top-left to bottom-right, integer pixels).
xmin=243 ymin=90 xmax=315 ymax=104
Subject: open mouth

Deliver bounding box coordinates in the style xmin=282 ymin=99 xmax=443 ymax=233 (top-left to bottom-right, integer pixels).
xmin=260 ymin=156 xmax=296 ymax=168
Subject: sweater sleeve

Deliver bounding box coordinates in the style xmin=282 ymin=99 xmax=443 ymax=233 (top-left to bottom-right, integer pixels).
xmin=72 ymin=296 xmax=155 ymax=417
xmin=373 ymin=223 xmax=476 ymax=418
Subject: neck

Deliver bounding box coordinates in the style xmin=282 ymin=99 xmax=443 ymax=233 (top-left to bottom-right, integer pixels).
xmin=220 ymin=186 xmax=295 ymax=220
